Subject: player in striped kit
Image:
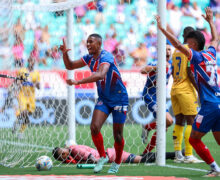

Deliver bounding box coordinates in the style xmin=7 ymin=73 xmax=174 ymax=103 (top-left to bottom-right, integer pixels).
xmin=59 ymin=34 xmax=128 ymax=174
xmin=156 ymin=7 xmax=220 ymax=177
xmin=141 ymin=44 xmax=173 ymax=154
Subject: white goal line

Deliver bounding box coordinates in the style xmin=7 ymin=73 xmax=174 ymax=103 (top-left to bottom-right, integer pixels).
xmin=164 ymin=164 xmax=208 ymax=173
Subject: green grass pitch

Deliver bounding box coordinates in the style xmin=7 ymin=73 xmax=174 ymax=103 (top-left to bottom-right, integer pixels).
xmin=0 ymin=124 xmax=219 ymax=180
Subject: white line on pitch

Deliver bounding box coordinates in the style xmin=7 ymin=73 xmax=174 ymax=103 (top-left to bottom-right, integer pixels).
xmin=142 ymin=163 xmax=208 ymax=172
xmin=165 ymin=164 xmax=208 ymax=172
xmin=0 ymin=139 xmax=53 ymax=150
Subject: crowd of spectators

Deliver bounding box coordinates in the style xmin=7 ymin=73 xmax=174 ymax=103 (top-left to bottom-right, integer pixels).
xmin=0 ymin=0 xmax=219 ymax=70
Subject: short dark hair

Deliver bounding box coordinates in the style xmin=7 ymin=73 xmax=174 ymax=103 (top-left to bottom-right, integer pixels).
xmin=88 ymin=33 xmax=102 ymax=42
xmin=186 ymin=30 xmax=205 ymax=51
xmin=183 ymin=26 xmax=194 ymax=38
xmin=52 ymin=147 xmax=60 ymax=160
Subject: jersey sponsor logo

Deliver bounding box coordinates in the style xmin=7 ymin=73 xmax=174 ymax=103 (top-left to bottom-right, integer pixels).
xmin=97 ymin=100 xmax=103 ymax=105
xmin=215 ymin=92 xmax=220 ymax=96
xmin=114 ymin=106 xmax=122 ymax=111
xmin=204 ymin=61 xmax=216 ymax=65
xmin=113 ymin=105 xmax=127 ymax=113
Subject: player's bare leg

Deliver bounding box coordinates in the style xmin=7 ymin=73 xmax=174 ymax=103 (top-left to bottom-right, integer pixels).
xmin=213 ymin=131 xmax=220 ymax=145
xmin=90 ymin=109 xmax=109 ymax=173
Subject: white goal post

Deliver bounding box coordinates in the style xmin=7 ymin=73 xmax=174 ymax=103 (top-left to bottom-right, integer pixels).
xmin=156 ymin=0 xmax=167 ymax=166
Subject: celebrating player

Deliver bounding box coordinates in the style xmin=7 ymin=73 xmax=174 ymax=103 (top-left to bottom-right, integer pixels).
xmin=52 ymin=145 xmax=177 ymax=164
xmin=141 ymin=44 xmax=173 ymax=154
xmin=171 ymin=26 xmax=203 ymax=163
xmin=155 ymin=7 xmax=220 ymax=177
xmin=59 ymin=34 xmax=129 ymax=173
xmin=15 ymin=56 xmax=40 ymax=139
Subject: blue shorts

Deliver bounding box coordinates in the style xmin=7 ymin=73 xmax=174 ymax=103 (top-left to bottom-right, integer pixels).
xmin=192 ymin=102 xmax=220 ymax=133
xmin=143 ymin=94 xmax=168 ymax=119
xmin=94 ymin=100 xmax=127 ymax=124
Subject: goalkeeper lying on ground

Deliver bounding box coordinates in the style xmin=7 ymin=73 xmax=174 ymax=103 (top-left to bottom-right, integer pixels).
xmin=52 ymin=145 xmax=176 ymax=164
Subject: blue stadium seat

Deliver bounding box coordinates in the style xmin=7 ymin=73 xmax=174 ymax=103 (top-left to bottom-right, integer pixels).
xmin=82 ymin=10 xmax=97 ymax=24
xmin=181 ymin=16 xmax=196 ymax=27
xmin=50 ymin=38 xmax=60 ymax=47
xmin=106 ymin=0 xmax=117 ymax=5
xmin=172 ymin=0 xmax=181 ymax=7
xmin=24 ymin=30 xmax=34 ymax=55
xmin=124 ymin=56 xmax=134 ymax=69
xmin=114 ymin=23 xmax=126 ymax=40
xmin=191 ymin=0 xmax=209 ymax=9
xmin=12 ymin=11 xmax=21 ymax=24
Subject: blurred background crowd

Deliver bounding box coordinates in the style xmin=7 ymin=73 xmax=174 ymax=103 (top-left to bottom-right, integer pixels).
xmin=0 ymin=0 xmax=219 ymax=70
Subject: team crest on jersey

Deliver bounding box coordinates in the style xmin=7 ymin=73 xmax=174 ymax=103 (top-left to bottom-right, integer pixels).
xmin=97 ymin=100 xmax=103 ymax=105
xmin=215 ymin=92 xmax=220 ymax=96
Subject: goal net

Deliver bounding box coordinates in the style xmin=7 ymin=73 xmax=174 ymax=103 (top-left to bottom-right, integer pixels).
xmin=0 ymin=0 xmax=170 ymax=168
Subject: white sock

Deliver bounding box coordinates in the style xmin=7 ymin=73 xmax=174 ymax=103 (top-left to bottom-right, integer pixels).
xmin=210 ymin=161 xmax=220 ymax=172
xmin=175 ymin=151 xmax=183 ymax=158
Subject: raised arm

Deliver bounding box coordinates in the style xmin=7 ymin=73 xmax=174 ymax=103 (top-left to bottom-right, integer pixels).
xmin=202 ymin=7 xmax=218 ymax=49
xmin=155 ymin=15 xmax=191 ymax=59
xmin=59 ymin=39 xmax=85 ymax=70
xmin=66 ymin=63 xmax=110 ymax=85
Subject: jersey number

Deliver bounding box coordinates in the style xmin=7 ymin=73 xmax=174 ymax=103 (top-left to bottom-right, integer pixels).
xmin=175 ymin=56 xmax=181 ymax=76
xmin=206 ymin=65 xmax=216 ymax=86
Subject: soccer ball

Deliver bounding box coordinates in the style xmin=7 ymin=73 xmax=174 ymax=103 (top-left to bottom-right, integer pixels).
xmin=35 ymin=155 xmax=53 ymax=171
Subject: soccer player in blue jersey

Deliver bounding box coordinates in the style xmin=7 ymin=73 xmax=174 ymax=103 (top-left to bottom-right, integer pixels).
xmin=156 ymin=7 xmax=220 ymax=177
xmin=59 ymin=34 xmax=129 ymax=174
xmin=141 ymin=44 xmax=173 ymax=154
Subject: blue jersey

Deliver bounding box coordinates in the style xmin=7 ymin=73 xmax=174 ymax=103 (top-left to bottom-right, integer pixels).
xmin=82 ymin=50 xmax=128 ymax=106
xmin=142 ymin=61 xmax=172 ymax=97
xmin=189 ymin=46 xmax=220 ymax=104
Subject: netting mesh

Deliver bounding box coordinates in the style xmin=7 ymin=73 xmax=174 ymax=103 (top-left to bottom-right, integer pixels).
xmin=1 ymin=0 xmax=207 ymax=168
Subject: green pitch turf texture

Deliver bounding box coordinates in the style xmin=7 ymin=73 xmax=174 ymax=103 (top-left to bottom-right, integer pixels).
xmin=0 ymin=124 xmax=219 ymax=180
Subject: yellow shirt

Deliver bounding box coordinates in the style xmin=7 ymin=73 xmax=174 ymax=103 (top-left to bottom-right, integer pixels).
xmin=171 ymin=45 xmax=195 ymax=95
xmin=17 ymin=68 xmax=40 ymax=98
